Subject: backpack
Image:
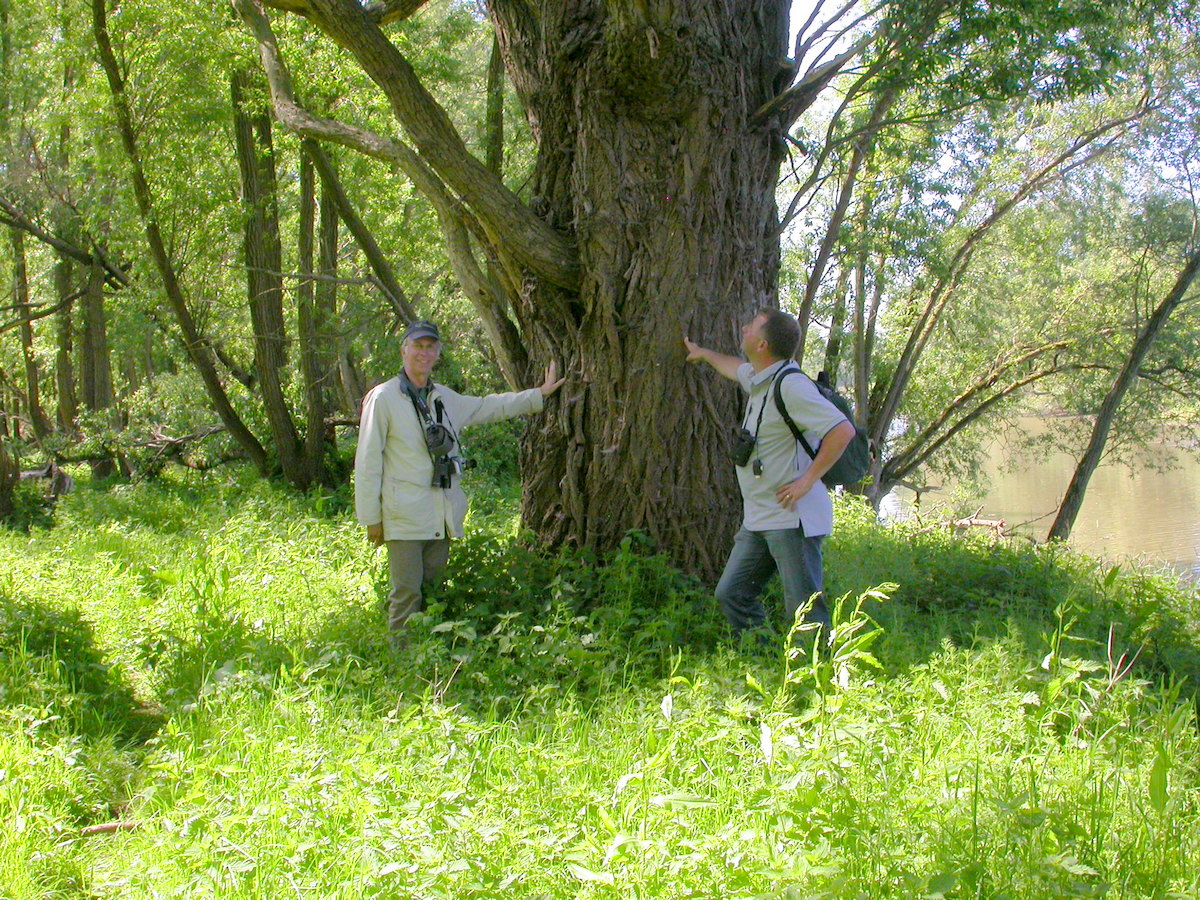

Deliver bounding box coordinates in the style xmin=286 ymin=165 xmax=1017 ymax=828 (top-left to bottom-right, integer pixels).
xmin=773 ymin=370 xmax=871 ymax=488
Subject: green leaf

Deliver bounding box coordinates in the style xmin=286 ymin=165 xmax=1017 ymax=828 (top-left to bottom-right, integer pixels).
xmin=1149 ymin=747 xmax=1170 ymax=814
xmin=568 ymin=864 xmax=614 ymax=884
xmin=925 ymin=872 xmax=958 ymax=897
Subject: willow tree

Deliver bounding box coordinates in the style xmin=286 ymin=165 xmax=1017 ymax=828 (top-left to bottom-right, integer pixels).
xmin=233 ymin=0 xmax=1165 ymax=576
xmin=235 ymin=0 xmax=828 ymax=576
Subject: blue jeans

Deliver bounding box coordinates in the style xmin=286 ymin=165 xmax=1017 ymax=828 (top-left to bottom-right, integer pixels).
xmin=715 ymin=527 xmax=830 ymax=639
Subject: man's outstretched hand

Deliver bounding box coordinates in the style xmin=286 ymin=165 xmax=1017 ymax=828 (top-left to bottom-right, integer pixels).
xmin=540 ymin=360 xmax=566 ymax=396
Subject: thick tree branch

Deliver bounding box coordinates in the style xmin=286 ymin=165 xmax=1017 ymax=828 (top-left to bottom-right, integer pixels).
xmin=234 ymin=0 xmax=528 ymax=381
xmin=241 ymin=0 xmax=579 ymax=291
xmin=362 ymin=0 xmax=429 ymax=25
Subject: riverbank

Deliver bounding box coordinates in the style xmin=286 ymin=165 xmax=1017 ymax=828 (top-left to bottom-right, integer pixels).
xmin=889 ymin=414 xmax=1200 ymax=581
xmin=2 ymin=470 xmax=1199 ymax=897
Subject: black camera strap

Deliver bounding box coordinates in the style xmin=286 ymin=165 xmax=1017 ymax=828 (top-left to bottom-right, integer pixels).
xmin=399 ymin=373 xmax=470 ymax=465
xmin=742 ymin=364 xmax=797 ymax=439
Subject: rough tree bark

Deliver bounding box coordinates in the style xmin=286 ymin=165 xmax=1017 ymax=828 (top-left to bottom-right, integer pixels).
xmin=1048 ymin=247 xmax=1200 ymax=542
xmin=492 ymin=3 xmax=789 ymax=576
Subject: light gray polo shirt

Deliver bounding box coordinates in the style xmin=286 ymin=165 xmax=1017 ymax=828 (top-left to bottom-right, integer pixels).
xmin=734 ymin=360 xmax=849 ymax=535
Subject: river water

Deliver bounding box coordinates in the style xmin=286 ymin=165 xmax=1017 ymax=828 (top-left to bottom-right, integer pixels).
xmin=887 ymin=417 xmax=1200 ymax=581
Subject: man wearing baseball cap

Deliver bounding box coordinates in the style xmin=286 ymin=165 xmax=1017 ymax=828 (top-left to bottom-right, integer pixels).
xmin=355 ymin=319 xmax=565 ymax=636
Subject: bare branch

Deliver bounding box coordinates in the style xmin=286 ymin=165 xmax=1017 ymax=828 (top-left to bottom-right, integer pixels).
xmin=755 ymin=33 xmax=874 ymax=129
xmin=0 ymin=194 xmax=130 ymax=286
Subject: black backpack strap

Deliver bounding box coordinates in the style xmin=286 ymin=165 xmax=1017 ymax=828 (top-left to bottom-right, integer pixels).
xmin=773 ymin=370 xmax=819 ymax=461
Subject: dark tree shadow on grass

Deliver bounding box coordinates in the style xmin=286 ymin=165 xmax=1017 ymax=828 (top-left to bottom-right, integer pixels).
xmin=0 ymin=591 xmax=162 ymax=745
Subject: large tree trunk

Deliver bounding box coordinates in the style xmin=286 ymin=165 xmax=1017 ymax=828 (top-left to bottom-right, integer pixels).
xmin=232 ymin=68 xmax=306 ymax=488
xmin=493 ymin=2 xmax=790 ymax=578
xmin=1048 ymin=247 xmax=1200 ymax=542
xmin=240 ymin=0 xmax=795 ymax=579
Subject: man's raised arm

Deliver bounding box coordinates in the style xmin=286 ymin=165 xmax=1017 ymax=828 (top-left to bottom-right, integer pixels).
xmin=683 ymin=336 xmax=742 ymax=381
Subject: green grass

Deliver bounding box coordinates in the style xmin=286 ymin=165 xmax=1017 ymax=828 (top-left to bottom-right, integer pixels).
xmin=2 ymin=469 xmax=1199 ymax=898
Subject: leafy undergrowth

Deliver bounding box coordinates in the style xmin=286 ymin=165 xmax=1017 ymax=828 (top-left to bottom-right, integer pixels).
xmin=2 ymin=469 xmax=1198 ymax=899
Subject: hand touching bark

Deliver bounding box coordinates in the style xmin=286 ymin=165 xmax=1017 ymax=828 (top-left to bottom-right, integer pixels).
xmin=539 ymin=360 xmax=566 ymax=396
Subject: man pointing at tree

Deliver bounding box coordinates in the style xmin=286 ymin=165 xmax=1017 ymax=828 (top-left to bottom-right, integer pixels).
xmin=685 ymin=309 xmax=856 ymax=644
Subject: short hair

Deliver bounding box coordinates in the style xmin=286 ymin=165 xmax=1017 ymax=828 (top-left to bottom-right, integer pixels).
xmin=757 ymin=308 xmax=800 ymax=360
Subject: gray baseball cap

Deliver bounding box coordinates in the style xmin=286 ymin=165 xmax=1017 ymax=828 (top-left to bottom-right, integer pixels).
xmin=403 ymin=319 xmax=440 ymax=341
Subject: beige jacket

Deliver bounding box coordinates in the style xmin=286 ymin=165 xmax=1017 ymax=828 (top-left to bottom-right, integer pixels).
xmin=354 ymin=377 xmax=543 ymax=541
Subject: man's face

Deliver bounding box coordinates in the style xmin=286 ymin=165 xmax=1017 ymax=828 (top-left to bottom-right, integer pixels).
xmin=741 ymin=313 xmax=768 ymax=358
xmin=402 ymin=336 xmax=441 ymax=378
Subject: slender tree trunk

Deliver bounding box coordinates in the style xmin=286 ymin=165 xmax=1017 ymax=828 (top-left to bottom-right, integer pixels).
xmin=0 ymin=431 xmax=16 ymax=521
xmin=493 ymin=2 xmax=790 ymax=578
xmin=52 ymin=253 xmax=79 ymax=434
xmin=1047 ymin=248 xmax=1200 ymax=542
xmin=232 ymin=67 xmax=306 ymax=487
xmin=796 ymin=87 xmax=897 ymax=366
xmin=314 ymin=183 xmax=339 ymax=473
xmin=52 ymin=43 xmax=81 ymax=437
xmin=298 ymin=152 xmax=319 ymax=480
xmin=10 ymin=228 xmax=52 ymax=440
xmin=297 ymin=152 xmax=339 ymax=486
xmin=338 ymin=351 xmax=364 ymax=417
xmin=92 ymin=0 xmax=269 ymax=472
xmin=821 ymin=268 xmax=851 ymax=382
xmin=79 ymin=260 xmax=120 ymax=478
